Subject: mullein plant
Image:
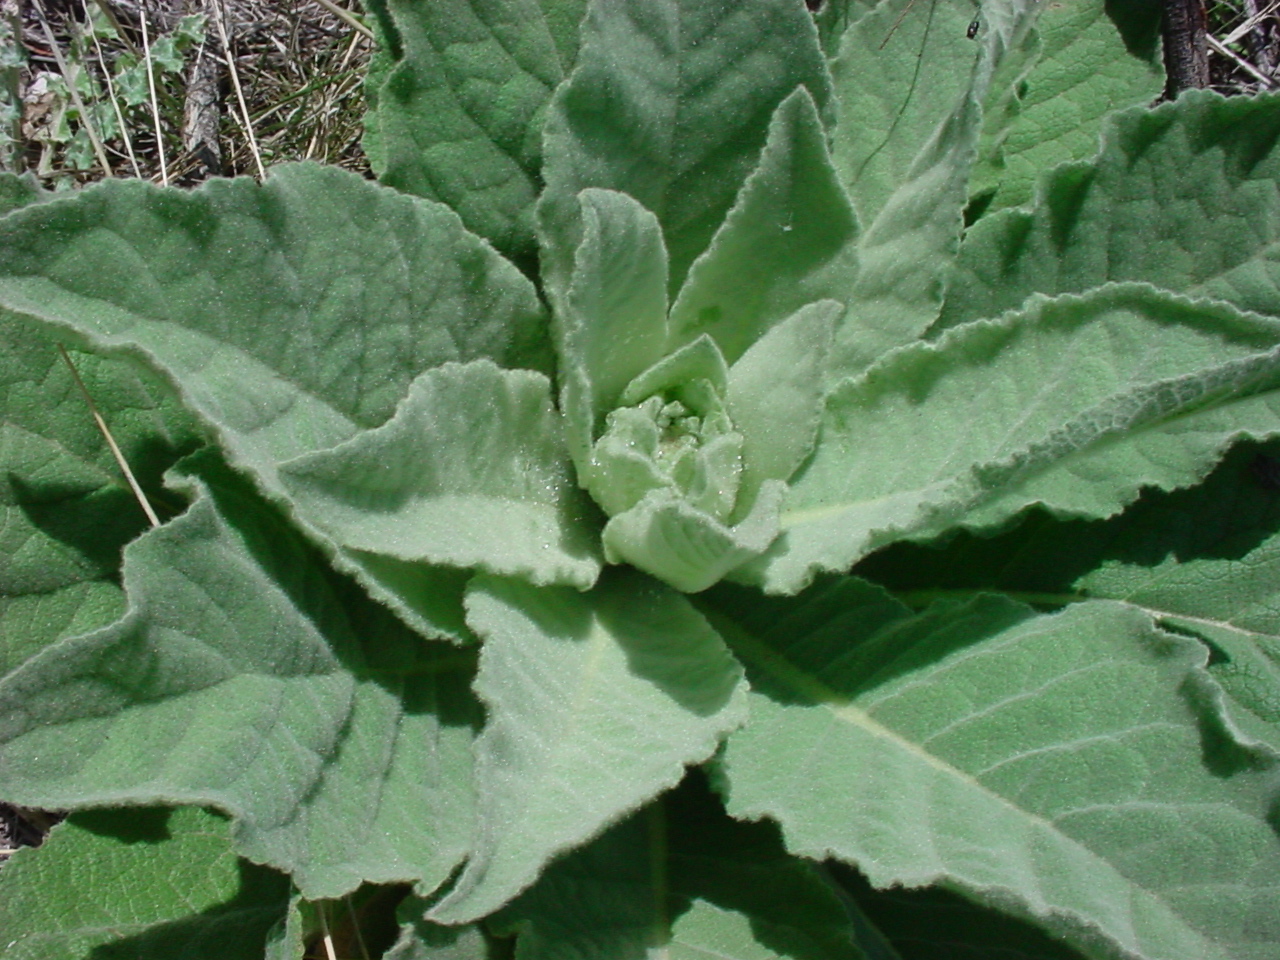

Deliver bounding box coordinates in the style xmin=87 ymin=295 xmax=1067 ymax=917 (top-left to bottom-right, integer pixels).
xmin=1 ymin=0 xmax=1279 ymax=957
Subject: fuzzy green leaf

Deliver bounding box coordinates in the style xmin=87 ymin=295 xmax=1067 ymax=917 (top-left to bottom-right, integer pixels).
xmin=668 ymin=87 xmax=858 ymax=366
xmin=0 ymin=163 xmax=549 ymax=639
xmin=386 ymin=912 xmax=493 ymax=960
xmin=971 ymin=0 xmax=1163 ymax=214
xmin=492 ymin=776 xmax=868 ymax=960
xmin=538 ymin=0 xmax=832 ymax=298
xmin=428 ymin=571 xmax=748 ymax=922
xmin=707 ymin=582 xmax=1280 ymax=960
xmin=0 ymin=164 xmax=549 ymax=491
xmin=280 ymin=360 xmax=601 ymax=590
xmin=1 ymin=315 xmax=202 ymax=671
xmin=0 ymin=172 xmax=48 ymax=217
xmin=752 ymin=286 xmax=1280 ymax=593
xmin=0 ymin=807 xmax=289 ymax=960
xmin=827 ymin=0 xmax=1038 ymax=370
xmin=829 ymin=0 xmax=984 ymax=228
xmin=942 ymin=91 xmax=1280 ymax=330
xmin=0 ymin=453 xmax=478 ymax=900
xmin=858 ymin=438 xmax=1280 ymax=764
xmin=362 ymin=0 xmax=586 ymax=266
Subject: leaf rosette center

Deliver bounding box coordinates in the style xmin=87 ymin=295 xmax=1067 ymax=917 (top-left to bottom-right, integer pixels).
xmin=587 ymin=380 xmax=744 ymax=524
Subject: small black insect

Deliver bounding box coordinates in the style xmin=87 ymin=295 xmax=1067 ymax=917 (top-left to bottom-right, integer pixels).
xmin=967 ymin=17 xmax=980 ymax=38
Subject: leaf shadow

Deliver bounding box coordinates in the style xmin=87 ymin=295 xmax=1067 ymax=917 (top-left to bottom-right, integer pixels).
xmin=700 ymin=577 xmax=1035 ymax=707
xmin=8 ymin=432 xmax=203 ymax=580
xmin=72 ymin=806 xmax=172 ymax=844
xmin=88 ymin=858 xmax=291 ymax=960
xmin=188 ymin=448 xmax=484 ymax=730
xmin=827 ymin=859 xmax=1093 ymax=960
xmin=856 ymin=438 xmax=1280 ymax=598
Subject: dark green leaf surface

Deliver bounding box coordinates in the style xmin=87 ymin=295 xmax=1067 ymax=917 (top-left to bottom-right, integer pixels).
xmin=942 ymin=91 xmax=1280 ymax=329
xmin=538 ymin=0 xmax=833 ymax=298
xmin=0 ymin=453 xmax=478 ymax=900
xmin=0 ymin=807 xmax=289 ymax=960
xmin=0 ymin=172 xmax=48 ymax=217
xmin=363 ymin=0 xmax=586 ymax=265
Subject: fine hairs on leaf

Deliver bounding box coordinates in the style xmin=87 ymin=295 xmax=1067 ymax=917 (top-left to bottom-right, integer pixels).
xmin=2 ymin=0 xmax=1280 ymax=958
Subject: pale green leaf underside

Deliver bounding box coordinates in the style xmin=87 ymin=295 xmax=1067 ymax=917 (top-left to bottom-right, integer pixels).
xmin=280 ymin=360 xmax=601 ymax=590
xmin=712 ymin=584 xmax=1280 ymax=960
xmin=537 ymin=0 xmax=833 ymax=299
xmin=0 ymin=807 xmax=289 ymax=960
xmin=0 ymin=454 xmax=477 ymax=900
xmin=429 ymin=571 xmax=748 ymax=923
xmin=363 ymin=0 xmax=583 ymax=264
xmin=752 ymin=285 xmax=1280 ymax=593
xmin=942 ymin=91 xmax=1280 ymax=330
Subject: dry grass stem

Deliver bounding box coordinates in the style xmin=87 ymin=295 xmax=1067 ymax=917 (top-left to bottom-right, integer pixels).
xmin=10 ymin=0 xmax=371 ymax=185
xmin=58 ymin=344 xmax=161 ymax=529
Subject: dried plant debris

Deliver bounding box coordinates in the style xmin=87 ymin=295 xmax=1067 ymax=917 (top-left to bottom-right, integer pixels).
xmin=1207 ymin=0 xmax=1280 ymax=91
xmin=0 ymin=803 xmax=60 ymax=864
xmin=7 ymin=0 xmax=370 ymax=186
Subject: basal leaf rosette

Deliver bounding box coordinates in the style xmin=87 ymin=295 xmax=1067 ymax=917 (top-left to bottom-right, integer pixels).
xmin=549 ymin=187 xmax=840 ymax=592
